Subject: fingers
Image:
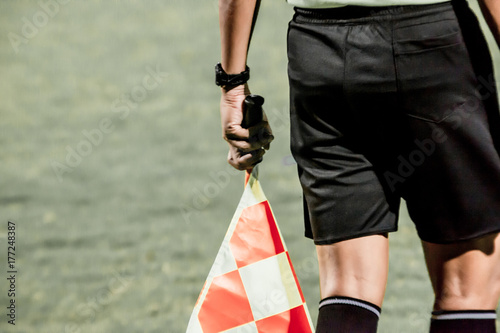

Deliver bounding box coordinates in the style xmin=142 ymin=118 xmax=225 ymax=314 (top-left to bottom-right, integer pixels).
xmin=220 ymin=90 xmax=273 ymax=170
xmin=224 ymin=121 xmax=274 ymax=152
xmin=227 ymin=146 xmax=266 ymax=170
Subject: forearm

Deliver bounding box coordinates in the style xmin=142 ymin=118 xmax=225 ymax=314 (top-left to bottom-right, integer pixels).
xmin=219 ymin=0 xmax=260 ymax=74
xmin=478 ymin=0 xmax=500 ymax=48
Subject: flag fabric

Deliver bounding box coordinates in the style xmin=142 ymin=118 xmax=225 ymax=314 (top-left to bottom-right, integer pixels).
xmin=187 ymin=167 xmax=315 ymax=333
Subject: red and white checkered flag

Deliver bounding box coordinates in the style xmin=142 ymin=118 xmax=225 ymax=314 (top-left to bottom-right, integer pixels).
xmin=187 ymin=167 xmax=314 ymax=332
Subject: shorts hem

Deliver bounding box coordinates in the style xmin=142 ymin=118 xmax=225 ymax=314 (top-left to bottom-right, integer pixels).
xmin=419 ymin=228 xmax=500 ymax=244
xmin=308 ymin=227 xmax=398 ymax=245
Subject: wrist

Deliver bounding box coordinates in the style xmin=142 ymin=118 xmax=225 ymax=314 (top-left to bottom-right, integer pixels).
xmin=221 ymin=62 xmax=247 ymax=75
xmin=221 ymin=83 xmax=249 ymax=96
xmin=215 ymin=63 xmax=250 ymax=88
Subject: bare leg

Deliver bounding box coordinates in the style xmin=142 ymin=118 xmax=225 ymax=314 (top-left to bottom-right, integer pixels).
xmin=317 ymin=233 xmax=389 ymax=307
xmin=423 ymin=233 xmax=500 ymax=332
xmin=422 ymin=232 xmax=500 ymax=311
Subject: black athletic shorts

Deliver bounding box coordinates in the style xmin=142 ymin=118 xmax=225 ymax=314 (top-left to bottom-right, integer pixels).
xmin=287 ymin=0 xmax=500 ymax=244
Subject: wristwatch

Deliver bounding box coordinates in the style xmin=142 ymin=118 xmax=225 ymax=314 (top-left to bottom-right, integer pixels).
xmin=215 ymin=63 xmax=250 ymax=87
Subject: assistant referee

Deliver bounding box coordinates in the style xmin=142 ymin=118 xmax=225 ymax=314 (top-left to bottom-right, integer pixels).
xmin=217 ymin=0 xmax=500 ymax=332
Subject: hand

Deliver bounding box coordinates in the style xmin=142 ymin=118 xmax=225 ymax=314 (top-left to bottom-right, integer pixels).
xmin=220 ymin=84 xmax=274 ymax=170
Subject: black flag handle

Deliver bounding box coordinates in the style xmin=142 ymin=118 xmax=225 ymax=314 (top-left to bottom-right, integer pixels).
xmin=242 ymin=94 xmax=264 ymax=129
xmin=242 ymin=94 xmax=265 ymax=182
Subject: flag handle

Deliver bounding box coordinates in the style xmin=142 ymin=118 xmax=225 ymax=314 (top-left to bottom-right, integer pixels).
xmin=242 ymin=94 xmax=265 ymax=187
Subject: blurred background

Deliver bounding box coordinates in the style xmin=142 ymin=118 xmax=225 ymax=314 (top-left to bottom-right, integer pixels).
xmin=0 ymin=0 xmax=498 ymax=332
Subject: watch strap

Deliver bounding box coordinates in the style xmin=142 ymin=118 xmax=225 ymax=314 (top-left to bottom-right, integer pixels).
xmin=215 ymin=63 xmax=250 ymax=87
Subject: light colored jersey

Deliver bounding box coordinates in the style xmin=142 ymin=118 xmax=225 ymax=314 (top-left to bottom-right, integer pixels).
xmin=287 ymin=0 xmax=449 ymax=9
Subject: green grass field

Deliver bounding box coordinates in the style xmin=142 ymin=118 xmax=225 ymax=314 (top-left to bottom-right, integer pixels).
xmin=0 ymin=1 xmax=498 ymax=332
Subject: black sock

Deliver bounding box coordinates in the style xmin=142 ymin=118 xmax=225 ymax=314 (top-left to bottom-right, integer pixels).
xmin=316 ymin=296 xmax=381 ymax=333
xmin=430 ymin=310 xmax=497 ymax=333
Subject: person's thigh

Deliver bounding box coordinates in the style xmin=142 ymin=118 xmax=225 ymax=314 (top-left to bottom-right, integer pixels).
xmin=422 ymin=233 xmax=500 ymax=310
xmin=317 ymin=234 xmax=389 ymax=307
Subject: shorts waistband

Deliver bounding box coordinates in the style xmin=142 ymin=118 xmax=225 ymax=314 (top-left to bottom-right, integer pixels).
xmin=293 ymin=1 xmax=455 ymax=23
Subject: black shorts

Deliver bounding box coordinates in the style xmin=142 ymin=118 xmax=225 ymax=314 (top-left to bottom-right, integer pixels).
xmin=288 ymin=0 xmax=500 ymax=244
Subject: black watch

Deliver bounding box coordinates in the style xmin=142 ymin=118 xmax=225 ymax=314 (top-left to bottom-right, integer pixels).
xmin=215 ymin=63 xmax=250 ymax=87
